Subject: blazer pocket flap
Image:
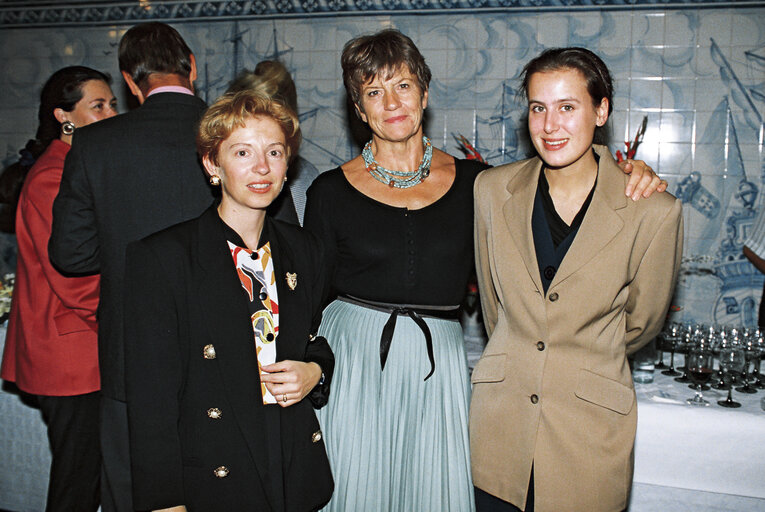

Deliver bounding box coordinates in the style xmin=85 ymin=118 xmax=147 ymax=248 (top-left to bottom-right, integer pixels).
xmin=471 ymin=354 xmax=507 ymax=384
xmin=54 ymin=310 xmax=90 ymax=335
xmin=575 ymin=369 xmax=634 ymax=415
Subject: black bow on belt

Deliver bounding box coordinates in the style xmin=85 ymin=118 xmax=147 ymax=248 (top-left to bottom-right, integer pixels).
xmin=340 ymin=296 xmax=460 ymax=382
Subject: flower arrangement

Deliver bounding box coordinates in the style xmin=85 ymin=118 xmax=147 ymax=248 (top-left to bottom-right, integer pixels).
xmin=454 ymin=134 xmax=488 ymax=165
xmin=0 ymin=273 xmax=14 ymax=322
xmin=615 ymin=116 xmax=647 ymax=163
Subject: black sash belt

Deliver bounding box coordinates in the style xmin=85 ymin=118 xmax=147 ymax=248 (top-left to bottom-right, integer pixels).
xmin=338 ymin=295 xmax=460 ymax=381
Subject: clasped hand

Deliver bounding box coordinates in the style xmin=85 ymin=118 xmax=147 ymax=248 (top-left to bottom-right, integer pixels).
xmin=260 ymin=360 xmax=322 ymax=407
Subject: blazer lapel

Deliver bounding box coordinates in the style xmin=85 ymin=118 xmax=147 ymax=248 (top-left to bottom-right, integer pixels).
xmin=549 ymin=149 xmax=627 ymax=288
xmin=502 ymin=158 xmax=545 ymax=294
xmin=194 ymin=208 xmax=275 ymax=504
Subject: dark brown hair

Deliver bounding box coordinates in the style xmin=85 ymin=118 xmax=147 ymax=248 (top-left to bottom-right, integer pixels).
xmin=521 ymin=47 xmax=614 ymax=116
xmin=520 ymin=47 xmax=613 ymax=143
xmin=118 ymin=22 xmax=193 ymax=88
xmin=37 ymin=66 xmax=112 ymax=147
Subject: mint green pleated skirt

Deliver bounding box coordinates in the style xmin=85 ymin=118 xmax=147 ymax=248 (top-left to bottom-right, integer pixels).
xmin=316 ymin=299 xmax=475 ymax=512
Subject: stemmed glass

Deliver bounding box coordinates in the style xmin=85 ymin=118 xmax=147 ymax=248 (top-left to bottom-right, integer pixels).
xmin=735 ymin=335 xmax=759 ymax=394
xmin=686 ymin=344 xmax=714 ymax=406
xmin=655 ymin=331 xmax=669 ymax=370
xmin=712 ymin=327 xmax=729 ymax=389
xmin=654 ymin=322 xmax=677 ymax=370
xmin=753 ymin=331 xmax=765 ymax=389
xmin=718 ymin=346 xmax=745 ymax=408
xmin=674 ymin=330 xmax=694 ymax=384
xmin=661 ymin=324 xmax=682 ymax=377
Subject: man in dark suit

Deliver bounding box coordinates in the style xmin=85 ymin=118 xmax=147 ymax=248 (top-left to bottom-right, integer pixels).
xmin=49 ymin=22 xmax=214 ymax=511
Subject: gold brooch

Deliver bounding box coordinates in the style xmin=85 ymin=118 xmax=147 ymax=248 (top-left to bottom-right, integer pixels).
xmin=312 ymin=430 xmax=322 ymax=443
xmin=286 ymin=272 xmax=297 ymax=290
xmin=203 ymin=344 xmax=216 ymax=360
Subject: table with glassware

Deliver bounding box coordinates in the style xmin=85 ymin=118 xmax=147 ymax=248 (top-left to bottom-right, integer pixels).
xmin=628 ymin=325 xmax=765 ymax=512
xmin=2 ymin=322 xmax=765 ymax=511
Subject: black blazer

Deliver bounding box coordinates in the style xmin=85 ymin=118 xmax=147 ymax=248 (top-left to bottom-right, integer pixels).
xmin=49 ymin=92 xmax=215 ymax=400
xmin=124 ymin=206 xmax=334 ymax=512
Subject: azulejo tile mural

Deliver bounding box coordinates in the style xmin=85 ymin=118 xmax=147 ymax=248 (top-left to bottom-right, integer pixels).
xmin=0 ymin=0 xmax=760 ymax=27
xmin=0 ymin=5 xmax=763 ymax=328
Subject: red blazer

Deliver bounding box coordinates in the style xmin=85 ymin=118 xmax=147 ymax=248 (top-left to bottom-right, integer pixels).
xmin=1 ymin=139 xmax=100 ymax=395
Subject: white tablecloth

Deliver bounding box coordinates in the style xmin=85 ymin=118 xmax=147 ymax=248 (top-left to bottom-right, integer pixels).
xmin=0 ymin=326 xmax=51 ymax=512
xmin=3 ymin=327 xmax=765 ymax=511
xmin=631 ymin=368 xmax=765 ymax=510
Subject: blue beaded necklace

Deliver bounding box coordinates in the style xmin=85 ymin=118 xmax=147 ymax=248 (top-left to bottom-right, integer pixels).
xmin=362 ymin=136 xmax=433 ymax=189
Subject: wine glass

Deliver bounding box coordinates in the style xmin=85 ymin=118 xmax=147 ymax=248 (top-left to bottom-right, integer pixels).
xmin=718 ymin=346 xmax=745 ymax=408
xmin=753 ymin=331 xmax=765 ymax=389
xmin=674 ymin=330 xmax=694 ymax=383
xmin=735 ymin=335 xmax=759 ymax=394
xmin=661 ymin=324 xmax=682 ymax=377
xmin=655 ymin=322 xmax=676 ymax=370
xmin=686 ymin=346 xmax=714 ymax=406
xmin=711 ymin=326 xmax=729 ymax=389
xmin=655 ymin=334 xmax=668 ymax=370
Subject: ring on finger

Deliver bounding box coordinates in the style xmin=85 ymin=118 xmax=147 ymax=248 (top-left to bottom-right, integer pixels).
xmin=282 ymin=394 xmax=288 ymax=403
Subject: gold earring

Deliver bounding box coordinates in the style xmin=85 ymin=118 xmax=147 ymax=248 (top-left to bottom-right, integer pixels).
xmin=209 ymin=175 xmax=221 ymax=186
xmin=61 ymin=121 xmax=75 ymax=136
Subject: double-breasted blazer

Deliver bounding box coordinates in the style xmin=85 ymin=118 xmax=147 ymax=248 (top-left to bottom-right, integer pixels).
xmin=471 ymin=146 xmax=683 ymax=512
xmin=50 ymin=92 xmax=215 ymax=401
xmin=123 ymin=206 xmax=334 ymax=512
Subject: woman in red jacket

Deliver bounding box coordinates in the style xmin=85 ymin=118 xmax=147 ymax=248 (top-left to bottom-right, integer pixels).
xmin=1 ymin=66 xmax=117 ymax=512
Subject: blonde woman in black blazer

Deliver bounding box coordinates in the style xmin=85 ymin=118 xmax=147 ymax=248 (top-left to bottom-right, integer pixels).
xmin=123 ymin=91 xmax=333 ymax=512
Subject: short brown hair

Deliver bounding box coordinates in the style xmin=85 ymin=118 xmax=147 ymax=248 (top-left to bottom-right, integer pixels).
xmin=341 ymin=29 xmax=431 ymax=108
xmin=197 ymin=90 xmax=301 ymax=167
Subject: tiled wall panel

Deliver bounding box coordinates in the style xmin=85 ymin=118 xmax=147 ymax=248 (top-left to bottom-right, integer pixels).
xmin=0 ymin=4 xmax=763 ymax=327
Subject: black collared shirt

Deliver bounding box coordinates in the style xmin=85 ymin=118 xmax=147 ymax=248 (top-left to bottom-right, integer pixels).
xmin=538 ymin=165 xmax=597 ymax=249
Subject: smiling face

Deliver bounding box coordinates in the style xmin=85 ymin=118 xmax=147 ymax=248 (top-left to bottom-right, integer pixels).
xmin=527 ymin=68 xmax=609 ymax=174
xmin=204 ymin=115 xmax=288 ymax=216
xmin=356 ymin=65 xmax=428 ymax=144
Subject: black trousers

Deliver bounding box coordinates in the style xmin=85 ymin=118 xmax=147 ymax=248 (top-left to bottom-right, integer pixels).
xmin=100 ymin=396 xmax=134 ymax=512
xmin=37 ymin=391 xmax=101 ymax=512
xmin=475 ymin=468 xmax=534 ymax=512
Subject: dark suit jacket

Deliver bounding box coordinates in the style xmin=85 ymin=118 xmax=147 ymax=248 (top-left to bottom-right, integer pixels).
xmin=49 ymin=92 xmax=215 ymax=400
xmin=124 ymin=206 xmax=334 ymax=511
xmin=268 ymin=156 xmax=319 ymax=226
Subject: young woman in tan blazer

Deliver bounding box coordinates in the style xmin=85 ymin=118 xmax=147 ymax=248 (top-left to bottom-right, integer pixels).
xmin=471 ymin=48 xmax=683 ymax=512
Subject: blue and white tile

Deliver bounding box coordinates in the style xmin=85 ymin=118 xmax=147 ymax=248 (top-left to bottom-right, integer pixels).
xmin=631 ymin=12 xmax=665 ymax=47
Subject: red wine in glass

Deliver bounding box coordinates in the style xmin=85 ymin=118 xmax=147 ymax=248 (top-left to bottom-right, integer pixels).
xmin=690 ymin=367 xmax=714 ymax=385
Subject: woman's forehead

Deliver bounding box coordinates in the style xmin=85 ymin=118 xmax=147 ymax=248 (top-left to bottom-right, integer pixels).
xmin=363 ymin=63 xmax=414 ymax=84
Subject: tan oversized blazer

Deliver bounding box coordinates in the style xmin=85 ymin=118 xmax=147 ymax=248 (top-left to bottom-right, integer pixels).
xmin=471 ymin=146 xmax=683 ymax=512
